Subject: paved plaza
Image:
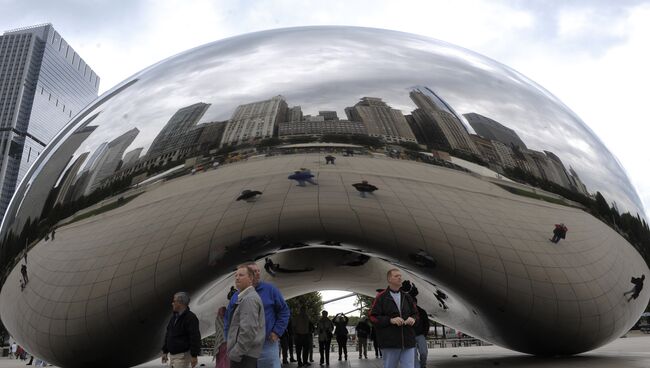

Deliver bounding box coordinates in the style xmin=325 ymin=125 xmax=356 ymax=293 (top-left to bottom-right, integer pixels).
xmin=1 ymin=334 xmax=650 ymax=367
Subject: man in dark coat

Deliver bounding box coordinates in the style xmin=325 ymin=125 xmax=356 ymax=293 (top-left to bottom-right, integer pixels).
xmin=369 ymin=268 xmax=417 ymax=368
xmin=355 ymin=316 xmax=371 ymax=359
xmin=352 ymin=181 xmax=378 ymax=198
xmin=162 ymin=292 xmax=201 ymax=368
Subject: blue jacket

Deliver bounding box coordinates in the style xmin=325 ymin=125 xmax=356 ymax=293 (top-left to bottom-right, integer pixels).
xmin=225 ymin=281 xmax=290 ymax=340
xmin=288 ymin=172 xmax=313 ymax=181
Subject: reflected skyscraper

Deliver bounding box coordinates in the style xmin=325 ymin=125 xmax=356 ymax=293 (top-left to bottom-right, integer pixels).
xmin=221 ymin=96 xmax=288 ymax=146
xmin=0 ymin=24 xmax=99 ymax=217
xmin=464 ymin=112 xmax=527 ymax=149
xmin=345 ymin=97 xmax=416 ymax=143
xmin=84 ymin=128 xmax=139 ymax=195
xmin=409 ymin=88 xmax=479 ymax=155
xmin=148 ymin=102 xmax=210 ymax=157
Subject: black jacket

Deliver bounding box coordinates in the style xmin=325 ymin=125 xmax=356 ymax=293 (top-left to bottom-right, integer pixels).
xmin=356 ymin=320 xmax=371 ymax=338
xmin=162 ymin=308 xmax=201 ymax=357
xmin=369 ymin=287 xmax=417 ymax=349
xmin=414 ymin=306 xmax=430 ymax=336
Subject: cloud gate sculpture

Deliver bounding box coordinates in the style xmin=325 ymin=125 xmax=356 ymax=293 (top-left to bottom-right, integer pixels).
xmin=1 ymin=26 xmax=648 ymax=367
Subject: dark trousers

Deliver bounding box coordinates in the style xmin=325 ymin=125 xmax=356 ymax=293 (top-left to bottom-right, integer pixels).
xmin=336 ymin=335 xmax=347 ymax=359
xmin=231 ymin=356 xmax=257 ymax=368
xmin=281 ymin=335 xmax=295 ymax=362
xmin=319 ymin=338 xmax=332 ymax=364
xmin=372 ymin=339 xmax=382 ymax=357
xmin=295 ymin=333 xmax=311 ymax=364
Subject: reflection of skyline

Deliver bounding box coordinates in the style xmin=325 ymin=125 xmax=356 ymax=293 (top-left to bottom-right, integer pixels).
xmin=64 ymin=85 xmax=590 ymax=202
xmin=33 ymin=27 xmax=642 ymax=217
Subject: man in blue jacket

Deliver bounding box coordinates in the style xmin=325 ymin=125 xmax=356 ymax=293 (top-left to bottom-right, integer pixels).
xmin=226 ymin=262 xmax=291 ymax=368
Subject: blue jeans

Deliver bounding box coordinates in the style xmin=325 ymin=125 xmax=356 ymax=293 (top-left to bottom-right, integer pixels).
xmin=257 ymin=340 xmax=280 ymax=368
xmin=414 ymin=335 xmax=427 ymax=368
xmin=382 ymin=348 xmax=415 ymax=368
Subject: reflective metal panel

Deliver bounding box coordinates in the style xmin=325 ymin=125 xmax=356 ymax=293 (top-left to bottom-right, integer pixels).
xmin=0 ymin=26 xmax=648 ymax=367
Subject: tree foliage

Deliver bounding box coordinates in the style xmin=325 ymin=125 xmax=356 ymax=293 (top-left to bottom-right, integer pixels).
xmin=286 ymin=291 xmax=324 ymax=324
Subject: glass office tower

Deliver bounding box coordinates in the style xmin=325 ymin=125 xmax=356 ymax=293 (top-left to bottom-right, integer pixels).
xmin=0 ymin=24 xmax=99 ymax=217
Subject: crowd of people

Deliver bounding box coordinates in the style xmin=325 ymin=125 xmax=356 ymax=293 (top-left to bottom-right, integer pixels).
xmin=159 ymin=266 xmax=430 ymax=368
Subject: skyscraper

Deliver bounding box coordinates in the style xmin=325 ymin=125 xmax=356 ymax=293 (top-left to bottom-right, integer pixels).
xmin=148 ymin=102 xmax=210 ymax=157
xmin=345 ymin=97 xmax=416 ymax=143
xmin=0 ymin=24 xmax=99 ymax=217
xmin=409 ymin=88 xmax=479 ymax=155
xmin=84 ymin=128 xmax=139 ymax=195
xmin=464 ymin=112 xmax=527 ymax=149
xmin=221 ymin=96 xmax=288 ymax=146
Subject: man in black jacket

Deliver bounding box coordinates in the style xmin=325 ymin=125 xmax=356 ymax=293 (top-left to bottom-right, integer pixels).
xmin=162 ymin=292 xmax=201 ymax=368
xmin=369 ymin=268 xmax=417 ymax=368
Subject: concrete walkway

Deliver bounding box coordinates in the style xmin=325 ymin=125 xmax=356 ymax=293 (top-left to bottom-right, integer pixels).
xmin=2 ymin=335 xmax=650 ymax=368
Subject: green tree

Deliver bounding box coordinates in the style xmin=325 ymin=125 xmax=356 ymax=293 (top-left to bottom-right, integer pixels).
xmin=286 ymin=292 xmax=324 ymax=324
xmin=354 ymin=294 xmax=375 ymax=317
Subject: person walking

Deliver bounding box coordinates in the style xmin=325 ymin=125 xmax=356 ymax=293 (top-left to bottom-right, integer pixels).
xmin=316 ymin=311 xmax=334 ymax=365
xmin=20 ymin=264 xmax=28 ymax=284
xmin=293 ymin=306 xmax=312 ymax=367
xmin=624 ymin=274 xmax=645 ymax=302
xmin=225 ymin=262 xmax=290 ymax=368
xmin=550 ymin=223 xmax=568 ymax=243
xmin=213 ymin=306 xmax=229 ymax=368
xmin=237 ymin=190 xmax=263 ymax=202
xmin=356 ymin=316 xmax=371 ymax=359
xmin=370 ymin=325 xmax=382 ymax=358
xmin=352 ymin=181 xmax=378 ymax=198
xmin=325 ymin=155 xmax=336 ymax=165
xmin=10 ymin=342 xmax=17 ymax=359
xmin=369 ymin=268 xmax=418 ymax=368
xmin=412 ymin=299 xmax=430 ymax=368
xmin=227 ymin=264 xmax=266 ymax=368
xmin=333 ymin=313 xmax=349 ymax=361
xmin=161 ymin=292 xmax=201 ymax=368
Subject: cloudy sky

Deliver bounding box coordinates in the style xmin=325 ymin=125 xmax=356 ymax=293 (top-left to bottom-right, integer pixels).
xmin=2 ymin=0 xmax=649 ymax=313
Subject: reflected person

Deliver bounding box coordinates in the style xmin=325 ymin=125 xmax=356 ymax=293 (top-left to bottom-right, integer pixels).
xmin=225 ymin=262 xmax=290 ymax=368
xmin=317 ymin=310 xmax=334 ymax=365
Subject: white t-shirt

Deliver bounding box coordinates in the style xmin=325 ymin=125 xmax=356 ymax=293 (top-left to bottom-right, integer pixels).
xmin=11 ymin=343 xmax=17 ymax=352
xmin=389 ymin=290 xmax=401 ymax=314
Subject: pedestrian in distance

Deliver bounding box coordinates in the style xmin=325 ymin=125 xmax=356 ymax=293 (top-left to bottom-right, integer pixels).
xmin=20 ymin=264 xmax=28 ymax=284
xmin=161 ymin=292 xmax=201 ymax=368
xmin=356 ymin=316 xmax=371 ymax=359
xmin=225 ymin=262 xmax=290 ymax=368
xmin=280 ymin=319 xmax=296 ymax=364
xmin=237 ymin=190 xmax=262 ymax=202
xmin=624 ymin=274 xmax=645 ymax=302
xmin=550 ymin=223 xmax=568 ymax=243
xmin=316 ymin=310 xmax=334 ymax=366
xmin=292 ymin=306 xmax=312 ymax=367
xmin=369 ymin=268 xmax=418 ymax=368
xmin=325 ymin=155 xmax=336 ymax=165
xmin=333 ymin=313 xmax=349 ymax=361
xmin=227 ymin=264 xmax=266 ymax=368
xmin=352 ymin=181 xmax=378 ymax=198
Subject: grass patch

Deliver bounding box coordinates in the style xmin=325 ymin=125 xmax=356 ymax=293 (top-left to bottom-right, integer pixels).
xmin=495 ymin=184 xmax=575 ymax=207
xmin=68 ymin=194 xmax=142 ymax=224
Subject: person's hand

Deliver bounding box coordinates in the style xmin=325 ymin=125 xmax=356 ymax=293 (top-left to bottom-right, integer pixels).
xmin=390 ymin=317 xmax=404 ymax=326
xmin=161 ymin=353 xmax=168 ymax=364
xmin=191 ymin=356 xmax=198 ymax=367
xmin=404 ymin=317 xmax=416 ymax=326
xmin=270 ymin=332 xmax=280 ymax=342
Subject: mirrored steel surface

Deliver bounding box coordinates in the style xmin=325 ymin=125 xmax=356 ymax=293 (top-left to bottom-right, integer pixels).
xmin=0 ymin=26 xmax=648 ymax=368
